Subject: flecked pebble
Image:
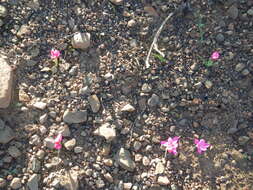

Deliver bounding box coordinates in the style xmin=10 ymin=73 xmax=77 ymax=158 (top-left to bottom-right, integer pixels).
xmin=8 ymin=146 xmax=21 ymax=158
xmin=109 ymin=0 xmax=123 ymax=5
xmin=94 ymin=123 xmax=116 ymax=142
xmin=123 ymin=183 xmax=132 ymax=190
xmin=74 ymin=146 xmax=83 ymax=154
xmin=96 ymin=179 xmax=105 ymax=188
xmin=88 ymin=95 xmax=100 ymax=113
xmin=0 ymin=57 xmax=13 ymax=108
xmin=115 ymin=148 xmax=136 ymax=171
xmin=36 ymin=150 xmax=45 ymax=160
xmin=0 ymin=178 xmax=6 ymax=188
xmin=103 ymin=158 xmax=113 ymax=167
xmin=63 ymin=110 xmax=87 ymax=124
xmin=33 ymin=102 xmax=47 ymax=110
xmin=10 ymin=178 xmax=22 ymax=189
xmin=0 ymin=5 xmax=7 ymax=17
xmin=43 ymin=137 xmax=55 ymax=149
xmin=157 ymin=176 xmax=170 ymax=185
xmin=148 ymin=94 xmax=160 ymax=107
xmin=64 ymin=138 xmax=76 ymax=150
xmin=247 ymin=8 xmax=253 ymax=16
xmin=142 ymin=156 xmax=150 ymax=166
xmin=227 ymin=4 xmax=239 ymax=19
xmin=121 ymin=104 xmax=135 ymax=112
xmin=31 ymin=157 xmax=41 ymax=173
xmin=242 ymin=69 xmax=249 ymax=76
xmin=205 ymin=80 xmax=213 ymax=89
xmin=133 ymin=141 xmax=142 ymax=151
xmin=127 ymin=19 xmax=136 ymax=27
xmin=155 ymin=162 xmax=165 ymax=174
xmin=71 ymin=32 xmax=91 ymax=50
xmin=27 ymin=174 xmax=39 ymax=190
xmin=141 ymin=83 xmax=152 ymax=93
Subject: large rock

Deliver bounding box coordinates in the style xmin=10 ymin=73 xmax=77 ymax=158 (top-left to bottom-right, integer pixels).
xmin=115 ymin=148 xmax=136 ymax=171
xmin=71 ymin=32 xmax=91 ymax=50
xmin=0 ymin=119 xmax=15 ymax=144
xmin=93 ymin=123 xmax=116 ymax=142
xmin=0 ymin=57 xmax=13 ymax=108
xmin=63 ymin=110 xmax=87 ymax=124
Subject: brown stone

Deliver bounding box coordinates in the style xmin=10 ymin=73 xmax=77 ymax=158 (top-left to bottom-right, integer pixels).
xmin=0 ymin=57 xmax=13 ymax=108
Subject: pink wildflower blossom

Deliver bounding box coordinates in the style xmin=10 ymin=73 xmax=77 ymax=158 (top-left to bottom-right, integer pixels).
xmin=211 ymin=51 xmax=220 ymax=60
xmin=50 ymin=49 xmax=61 ymax=59
xmin=54 ymin=134 xmax=62 ymax=150
xmin=194 ymin=139 xmax=210 ymax=154
xmin=161 ymin=136 xmax=180 ymax=155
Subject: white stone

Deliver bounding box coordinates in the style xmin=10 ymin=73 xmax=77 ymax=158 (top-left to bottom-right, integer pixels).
xmin=93 ymin=123 xmax=116 ymax=142
xmin=10 ymin=178 xmax=21 ymax=189
xmin=109 ymin=0 xmax=123 ymax=5
xmin=121 ymin=104 xmax=135 ymax=112
xmin=157 ymin=176 xmax=170 ymax=185
xmin=71 ymin=32 xmax=91 ymax=50
xmin=33 ymin=102 xmax=47 ymax=110
xmin=0 ymin=57 xmax=13 ymax=108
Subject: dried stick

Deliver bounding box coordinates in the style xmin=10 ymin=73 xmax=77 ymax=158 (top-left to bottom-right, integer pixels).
xmin=145 ymin=12 xmax=174 ymax=68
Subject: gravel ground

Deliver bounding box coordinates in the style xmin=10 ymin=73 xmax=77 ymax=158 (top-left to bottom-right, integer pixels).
xmin=0 ymin=0 xmax=253 ymax=189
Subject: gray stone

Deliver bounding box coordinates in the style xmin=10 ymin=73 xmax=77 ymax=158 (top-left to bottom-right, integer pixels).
xmin=32 ymin=101 xmax=47 ymax=110
xmin=63 ymin=110 xmax=87 ymax=124
xmin=235 ymin=63 xmax=245 ymax=72
xmin=88 ymin=95 xmax=100 ymax=113
xmin=157 ymin=176 xmax=170 ymax=185
xmin=60 ymin=171 xmax=79 ymax=190
xmin=0 ymin=5 xmax=7 ymax=17
xmin=238 ymin=136 xmax=250 ymax=145
xmin=104 ymin=173 xmax=113 ymax=183
xmin=0 ymin=19 xmax=3 ymax=27
xmin=227 ymin=127 xmax=238 ymax=134
xmin=109 ymin=0 xmax=123 ymax=5
xmin=39 ymin=113 xmax=48 ymax=124
xmin=10 ymin=177 xmax=22 ymax=189
xmin=227 ymin=4 xmax=239 ymax=19
xmin=57 ymin=125 xmax=70 ymax=137
xmin=247 ymin=8 xmax=253 ymax=16
xmin=0 ymin=57 xmax=13 ymax=108
xmin=142 ymin=156 xmax=150 ymax=166
xmin=64 ymin=138 xmax=76 ymax=150
xmin=93 ymin=123 xmax=116 ymax=142
xmin=121 ymin=104 xmax=135 ymax=112
xmin=69 ymin=66 xmax=78 ymax=76
xmin=31 ymin=157 xmax=41 ymax=173
xmin=216 ymin=33 xmax=225 ymax=43
xmin=17 ymin=24 xmax=30 ymax=37
xmin=133 ymin=141 xmax=142 ymax=151
xmin=79 ymin=86 xmax=91 ymax=95
xmin=27 ymin=174 xmax=39 ymax=190
xmin=0 ymin=122 xmax=15 ymax=144
xmin=148 ymin=94 xmax=160 ymax=107
xmin=71 ymin=32 xmax=91 ymax=50
xmin=242 ymin=69 xmax=249 ymax=76
xmin=171 ymin=184 xmax=179 ymax=190
xmin=8 ymin=146 xmax=21 ymax=158
xmin=115 ymin=148 xmax=136 ymax=171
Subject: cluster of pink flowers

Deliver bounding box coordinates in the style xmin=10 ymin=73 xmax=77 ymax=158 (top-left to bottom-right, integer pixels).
xmin=54 ymin=134 xmax=62 ymax=150
xmin=161 ymin=136 xmax=210 ymax=155
xmin=50 ymin=49 xmax=61 ymax=59
xmin=210 ymin=51 xmax=220 ymax=61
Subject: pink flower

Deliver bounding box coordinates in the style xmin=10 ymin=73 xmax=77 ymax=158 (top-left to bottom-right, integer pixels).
xmin=194 ymin=139 xmax=210 ymax=154
xmin=50 ymin=49 xmax=61 ymax=59
xmin=211 ymin=51 xmax=220 ymax=60
xmin=161 ymin=136 xmax=180 ymax=155
xmin=54 ymin=134 xmax=62 ymax=150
